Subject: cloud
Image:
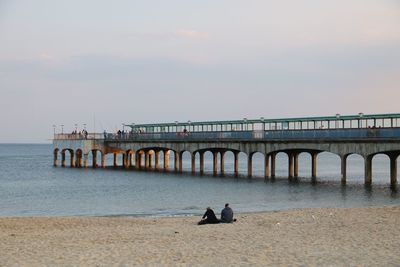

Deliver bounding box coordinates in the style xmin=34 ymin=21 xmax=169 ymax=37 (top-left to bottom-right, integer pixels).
xmin=174 ymin=29 xmax=208 ymax=40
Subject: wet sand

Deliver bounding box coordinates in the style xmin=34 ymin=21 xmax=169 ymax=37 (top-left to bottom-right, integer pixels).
xmin=1 ymin=206 xmax=399 ymax=266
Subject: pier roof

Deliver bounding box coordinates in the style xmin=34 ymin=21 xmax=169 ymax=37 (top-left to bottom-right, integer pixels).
xmin=126 ymin=113 xmax=400 ymax=129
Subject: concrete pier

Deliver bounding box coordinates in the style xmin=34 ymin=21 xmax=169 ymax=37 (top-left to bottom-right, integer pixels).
xmin=52 ymin=113 xmax=400 ymax=186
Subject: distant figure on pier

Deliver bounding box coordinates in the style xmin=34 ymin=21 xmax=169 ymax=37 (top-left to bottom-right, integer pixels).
xmin=198 ymin=207 xmax=219 ymax=225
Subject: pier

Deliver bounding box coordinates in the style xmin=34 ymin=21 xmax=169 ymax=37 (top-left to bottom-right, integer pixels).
xmin=53 ymin=113 xmax=400 ymax=186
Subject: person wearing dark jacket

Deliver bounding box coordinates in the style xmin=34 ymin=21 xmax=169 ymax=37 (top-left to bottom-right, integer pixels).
xmin=220 ymin=203 xmax=234 ymax=223
xmin=198 ymin=207 xmax=219 ymax=225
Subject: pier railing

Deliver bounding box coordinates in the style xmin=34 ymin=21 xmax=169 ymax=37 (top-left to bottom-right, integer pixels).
xmin=54 ymin=133 xmax=104 ymax=140
xmin=103 ymin=127 xmax=400 ymax=142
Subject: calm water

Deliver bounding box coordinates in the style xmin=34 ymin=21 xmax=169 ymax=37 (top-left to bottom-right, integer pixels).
xmin=0 ymin=144 xmax=399 ymax=217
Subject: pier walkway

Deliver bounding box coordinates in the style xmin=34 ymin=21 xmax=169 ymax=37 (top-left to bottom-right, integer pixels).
xmin=53 ymin=113 xmax=400 ymax=186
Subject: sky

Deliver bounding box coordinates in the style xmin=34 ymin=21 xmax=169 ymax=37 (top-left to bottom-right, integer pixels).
xmin=1 ymin=0 xmax=399 ymax=143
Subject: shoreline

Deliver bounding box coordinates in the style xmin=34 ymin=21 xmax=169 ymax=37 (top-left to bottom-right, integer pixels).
xmin=1 ymin=206 xmax=399 ymax=266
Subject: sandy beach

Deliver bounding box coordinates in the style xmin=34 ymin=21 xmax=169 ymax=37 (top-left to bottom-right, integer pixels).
xmin=1 ymin=206 xmax=399 ymax=266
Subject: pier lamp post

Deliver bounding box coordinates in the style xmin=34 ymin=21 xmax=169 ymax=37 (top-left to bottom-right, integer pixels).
xmin=175 ymin=121 xmax=179 ymax=132
xmin=243 ymin=118 xmax=247 ymax=131
xmin=260 ymin=117 xmax=265 ymax=131
xmin=358 ymin=112 xmax=364 ymax=128
xmin=335 ymin=114 xmax=340 ymax=129
xmin=61 ymin=124 xmax=64 ymax=134
xmin=188 ymin=120 xmax=191 ymax=132
xmin=53 ymin=125 xmax=56 ymax=136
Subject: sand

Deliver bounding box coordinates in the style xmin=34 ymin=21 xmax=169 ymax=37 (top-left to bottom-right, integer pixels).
xmin=1 ymin=206 xmax=399 ymax=266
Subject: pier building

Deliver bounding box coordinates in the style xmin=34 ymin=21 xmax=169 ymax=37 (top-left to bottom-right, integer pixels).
xmin=53 ymin=113 xmax=400 ymax=186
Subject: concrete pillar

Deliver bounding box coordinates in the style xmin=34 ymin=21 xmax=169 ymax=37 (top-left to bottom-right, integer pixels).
xmin=390 ymin=155 xmax=397 ymax=187
xmin=145 ymin=152 xmax=150 ymax=169
xmin=220 ymin=151 xmax=225 ymax=176
xmin=130 ymin=152 xmax=135 ymax=168
xmin=148 ymin=152 xmax=153 ymax=169
xmin=174 ymin=151 xmax=180 ymax=172
xmin=264 ymin=154 xmax=270 ymax=179
xmin=234 ymin=152 xmax=239 ymax=177
xmin=288 ymin=153 xmax=294 ymax=179
xmin=113 ymin=153 xmax=118 ymax=167
xmin=53 ymin=151 xmax=58 ymax=167
xmin=164 ymin=151 xmax=170 ymax=171
xmin=83 ymin=153 xmax=89 ymax=168
xmin=122 ymin=154 xmax=127 ymax=169
xmin=136 ymin=152 xmax=142 ymax=169
xmin=101 ymin=153 xmax=106 ymax=168
xmin=311 ymin=152 xmax=318 ymax=178
xmin=213 ymin=151 xmax=218 ymax=176
xmin=271 ymin=153 xmax=276 ymax=178
xmin=178 ymin=152 xmax=183 ymax=173
xmin=70 ymin=152 xmax=75 ymax=168
xmin=92 ymin=151 xmax=98 ymax=168
xmin=155 ymin=151 xmax=160 ymax=170
xmin=61 ymin=152 xmax=66 ymax=167
xmin=294 ymin=153 xmax=299 ymax=178
xmin=364 ymin=155 xmax=373 ymax=186
xmin=200 ymin=152 xmax=205 ymax=175
xmin=341 ymin=155 xmax=347 ymax=184
xmin=248 ymin=154 xmax=253 ymax=178
xmin=191 ymin=153 xmax=196 ymax=174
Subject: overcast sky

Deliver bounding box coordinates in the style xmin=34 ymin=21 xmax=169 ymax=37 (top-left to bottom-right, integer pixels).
xmin=1 ymin=0 xmax=399 ymax=143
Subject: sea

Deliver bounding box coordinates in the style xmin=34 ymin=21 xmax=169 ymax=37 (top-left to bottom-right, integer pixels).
xmin=0 ymin=144 xmax=399 ymax=217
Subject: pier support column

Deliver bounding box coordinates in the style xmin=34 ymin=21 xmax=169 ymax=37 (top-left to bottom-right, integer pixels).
xmin=130 ymin=152 xmax=135 ymax=168
xmin=248 ymin=154 xmax=253 ymax=178
xmin=264 ymin=154 xmax=270 ymax=179
xmin=92 ymin=151 xmax=98 ymax=168
xmin=390 ymin=155 xmax=398 ymax=187
xmin=311 ymin=152 xmax=318 ymax=179
xmin=53 ymin=151 xmax=58 ymax=167
xmin=122 ymin=154 xmax=128 ymax=169
xmin=364 ymin=155 xmax=373 ymax=186
xmin=178 ymin=152 xmax=183 ymax=173
xmin=83 ymin=153 xmax=89 ymax=168
xmin=220 ymin=151 xmax=225 ymax=176
xmin=101 ymin=153 xmax=106 ymax=168
xmin=200 ymin=152 xmax=205 ymax=175
xmin=234 ymin=152 xmax=239 ymax=177
xmin=213 ymin=151 xmax=218 ymax=176
xmin=288 ymin=153 xmax=294 ymax=179
xmin=113 ymin=153 xmax=118 ymax=167
xmin=155 ymin=151 xmax=160 ymax=170
xmin=136 ymin=152 xmax=142 ymax=170
xmin=61 ymin=152 xmax=66 ymax=167
xmin=174 ymin=151 xmax=180 ymax=172
xmin=293 ymin=153 xmax=299 ymax=178
xmin=70 ymin=153 xmax=75 ymax=168
xmin=271 ymin=153 xmax=276 ymax=179
xmin=341 ymin=155 xmax=347 ymax=184
xmin=191 ymin=153 xmax=196 ymax=174
xmin=164 ymin=151 xmax=170 ymax=171
xmin=148 ymin=152 xmax=153 ymax=169
xmin=145 ymin=152 xmax=150 ymax=169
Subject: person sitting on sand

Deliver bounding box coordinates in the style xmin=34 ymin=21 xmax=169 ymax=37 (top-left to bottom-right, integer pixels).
xmin=198 ymin=207 xmax=219 ymax=225
xmin=220 ymin=203 xmax=235 ymax=223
